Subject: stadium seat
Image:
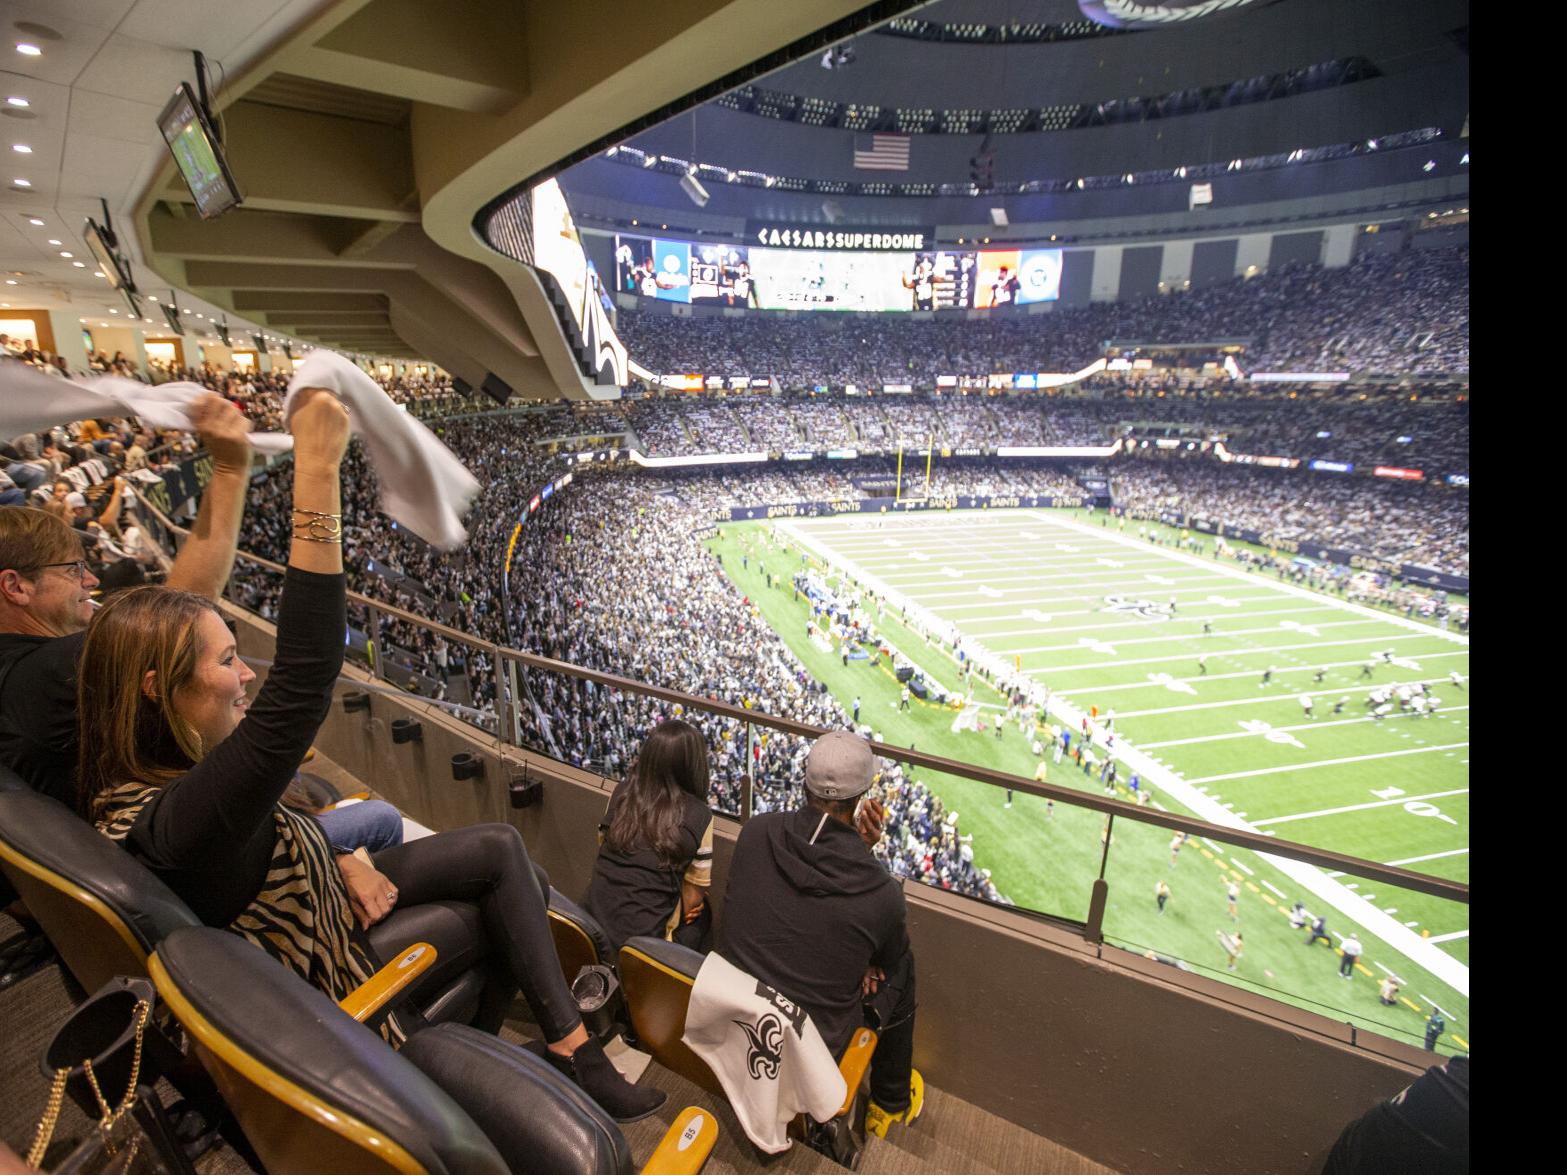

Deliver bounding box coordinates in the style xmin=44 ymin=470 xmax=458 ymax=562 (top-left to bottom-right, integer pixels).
xmin=548 ymin=888 xmax=614 ymax=986
xmin=618 ymin=937 xmax=876 ymax=1131
xmin=0 ymin=769 xmax=504 ymax=1032
xmin=150 ymin=926 xmax=647 ymax=1175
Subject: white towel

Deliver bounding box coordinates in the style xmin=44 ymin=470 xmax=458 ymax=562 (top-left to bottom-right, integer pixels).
xmin=0 ymin=353 xmax=481 ymax=550
xmin=682 ymin=951 xmax=845 ymax=1153
xmin=283 ymin=351 xmax=481 ymax=552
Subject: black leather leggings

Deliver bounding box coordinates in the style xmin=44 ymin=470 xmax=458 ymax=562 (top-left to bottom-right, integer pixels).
xmin=372 ymin=823 xmax=582 ymax=1042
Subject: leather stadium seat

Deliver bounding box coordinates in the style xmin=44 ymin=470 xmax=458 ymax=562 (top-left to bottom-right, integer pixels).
xmin=0 ymin=769 xmax=501 ymax=1030
xmin=150 ymin=926 xmax=638 ymax=1175
xmin=548 ymin=888 xmax=613 ymax=986
xmin=619 ymin=937 xmax=876 ymax=1126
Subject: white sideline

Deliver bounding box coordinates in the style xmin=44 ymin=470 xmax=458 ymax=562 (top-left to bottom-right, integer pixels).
xmin=1428 ymin=930 xmax=1469 ymax=944
xmin=785 ymin=511 xmax=1471 ymax=998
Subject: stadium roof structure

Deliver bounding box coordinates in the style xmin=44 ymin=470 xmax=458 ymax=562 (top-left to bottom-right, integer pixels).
xmin=549 ymin=0 xmax=1469 ymax=228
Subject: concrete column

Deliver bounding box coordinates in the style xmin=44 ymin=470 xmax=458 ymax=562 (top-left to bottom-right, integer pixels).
xmin=48 ymin=311 xmax=91 ymax=373
xmin=1159 ymin=239 xmax=1194 ymax=292
xmin=1090 ymin=245 xmax=1123 ymax=302
xmin=1321 ymin=224 xmax=1357 ymax=269
xmin=130 ymin=327 xmax=149 ymax=373
xmin=1233 ymin=233 xmax=1272 ymax=279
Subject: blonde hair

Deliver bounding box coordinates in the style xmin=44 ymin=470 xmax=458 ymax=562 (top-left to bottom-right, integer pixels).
xmin=76 ymin=586 xmax=220 ymax=816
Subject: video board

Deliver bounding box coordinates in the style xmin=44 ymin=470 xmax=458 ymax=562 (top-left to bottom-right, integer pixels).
xmin=614 ymin=233 xmax=1061 ymax=311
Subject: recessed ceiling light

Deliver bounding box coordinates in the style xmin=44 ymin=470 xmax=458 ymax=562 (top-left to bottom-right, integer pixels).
xmin=4 ymin=279 xmax=15 ymax=285
xmin=58 ymin=250 xmax=71 ymax=258
xmin=26 ymin=216 xmax=42 ymax=225
xmin=6 ymin=97 xmax=28 ymax=108
xmin=46 ymin=238 xmax=59 ymax=245
xmin=72 ymin=261 xmax=84 ymax=267
xmin=110 ymin=308 xmax=118 ymax=314
xmin=12 ymin=178 xmax=29 ymax=187
xmin=0 ymin=303 xmax=7 ymax=308
xmin=11 ymin=144 xmax=31 ymax=154
xmin=15 ymin=44 xmax=41 ymax=58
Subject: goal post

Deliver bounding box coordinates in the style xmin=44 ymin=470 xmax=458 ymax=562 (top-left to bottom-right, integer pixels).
xmin=894 ymin=434 xmax=935 ymax=504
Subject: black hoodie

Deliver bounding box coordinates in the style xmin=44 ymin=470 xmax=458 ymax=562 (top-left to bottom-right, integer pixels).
xmin=718 ymin=806 xmax=908 ymax=1056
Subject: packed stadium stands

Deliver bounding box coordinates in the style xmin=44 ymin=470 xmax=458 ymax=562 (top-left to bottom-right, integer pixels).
xmin=617 ymin=246 xmax=1469 ymax=385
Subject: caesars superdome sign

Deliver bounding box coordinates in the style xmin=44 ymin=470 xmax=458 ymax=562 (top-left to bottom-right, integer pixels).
xmin=1078 ymin=0 xmax=1282 ymax=28
xmin=745 ymin=222 xmax=933 ymax=252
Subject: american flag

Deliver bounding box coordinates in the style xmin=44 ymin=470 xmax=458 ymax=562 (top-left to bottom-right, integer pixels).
xmin=853 ymin=134 xmax=910 ymax=171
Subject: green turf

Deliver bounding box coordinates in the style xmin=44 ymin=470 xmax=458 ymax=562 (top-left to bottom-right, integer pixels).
xmin=705 ymin=505 xmax=1469 ymax=1055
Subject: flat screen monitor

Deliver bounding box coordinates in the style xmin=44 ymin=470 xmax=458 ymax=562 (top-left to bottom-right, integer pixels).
xmin=157 ymin=82 xmax=242 ymax=219
xmin=83 ymin=219 xmax=132 ymax=292
xmin=160 ymin=302 xmax=185 ymax=336
xmin=121 ymin=288 xmax=143 ymax=321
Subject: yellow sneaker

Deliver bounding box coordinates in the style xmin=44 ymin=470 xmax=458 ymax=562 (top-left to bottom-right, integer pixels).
xmin=864 ymin=1069 xmax=924 ymax=1138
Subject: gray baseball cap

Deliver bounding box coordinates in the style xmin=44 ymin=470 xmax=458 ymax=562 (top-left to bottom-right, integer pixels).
xmin=804 ymin=731 xmax=874 ymax=800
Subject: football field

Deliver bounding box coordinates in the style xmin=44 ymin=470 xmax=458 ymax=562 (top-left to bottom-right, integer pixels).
xmin=708 ymin=507 xmax=1469 ymax=1055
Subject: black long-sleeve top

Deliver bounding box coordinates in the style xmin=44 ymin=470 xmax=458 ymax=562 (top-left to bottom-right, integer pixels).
xmin=122 ymin=568 xmax=347 ymax=927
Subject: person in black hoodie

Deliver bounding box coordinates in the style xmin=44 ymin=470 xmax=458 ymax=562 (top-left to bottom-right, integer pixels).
xmin=718 ymin=730 xmax=923 ymax=1138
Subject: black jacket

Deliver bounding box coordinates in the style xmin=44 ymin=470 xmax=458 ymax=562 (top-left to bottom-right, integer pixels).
xmin=719 ymin=806 xmax=908 ymax=1056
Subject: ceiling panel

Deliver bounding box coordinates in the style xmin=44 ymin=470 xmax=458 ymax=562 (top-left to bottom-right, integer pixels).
xmin=74 ymin=32 xmax=198 ymax=105
xmin=117 ymin=0 xmax=293 ymax=62
xmin=66 ymin=86 xmax=161 ymax=143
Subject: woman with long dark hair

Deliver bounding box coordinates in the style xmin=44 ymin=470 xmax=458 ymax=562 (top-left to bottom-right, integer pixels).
xmin=77 ymin=389 xmax=664 ymax=1122
xmin=585 ymin=718 xmax=715 ymax=954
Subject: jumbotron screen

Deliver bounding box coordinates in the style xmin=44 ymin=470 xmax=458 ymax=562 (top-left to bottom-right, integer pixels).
xmin=613 ymin=235 xmax=1062 ymax=311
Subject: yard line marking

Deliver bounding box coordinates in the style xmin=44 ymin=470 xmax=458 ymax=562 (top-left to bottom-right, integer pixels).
xmin=1385 ymin=847 xmax=1470 ymax=867
xmin=1022 ymin=510 xmax=1469 ymax=646
xmin=1260 ymin=880 xmax=1288 ymax=899
xmin=971 ymin=603 xmax=1351 ymax=638
xmin=1007 ymin=617 xmax=1382 ymax=655
xmin=1027 ymin=635 xmax=1456 ymax=674
xmin=1428 ymin=930 xmax=1469 ymax=944
xmin=1054 ymin=652 xmax=1469 ymax=695
xmin=1188 ymin=746 xmax=1469 ymax=788
xmin=1249 ymin=786 xmax=1470 ymax=827
xmin=1138 ymin=705 xmax=1469 ymax=746
xmin=1230 ymin=858 xmax=1254 ymax=875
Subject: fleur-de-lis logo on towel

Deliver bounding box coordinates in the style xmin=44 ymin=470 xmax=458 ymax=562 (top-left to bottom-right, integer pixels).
xmin=735 ymin=1013 xmax=784 ymax=1081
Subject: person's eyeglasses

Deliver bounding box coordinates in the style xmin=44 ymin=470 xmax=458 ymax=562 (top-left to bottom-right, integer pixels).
xmin=28 ymin=560 xmax=90 ymax=581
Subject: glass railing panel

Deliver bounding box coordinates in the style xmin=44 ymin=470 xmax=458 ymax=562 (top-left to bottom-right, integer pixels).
xmin=1102 ymin=825 xmax=1469 ymax=1056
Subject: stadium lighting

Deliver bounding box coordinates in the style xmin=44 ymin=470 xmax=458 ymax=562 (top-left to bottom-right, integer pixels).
xmin=26 ymin=216 xmax=43 ymax=225
xmin=11 ymin=143 xmax=31 ymax=153
xmin=1423 ymin=160 xmax=1436 ymax=172
xmin=12 ymin=178 xmax=29 ymax=187
xmin=14 ymin=43 xmax=41 ymax=57
xmin=1366 ymin=139 xmax=1378 ymax=150
xmin=1459 ymin=153 xmax=1469 ymax=165
xmin=6 ymin=96 xmax=28 ymax=107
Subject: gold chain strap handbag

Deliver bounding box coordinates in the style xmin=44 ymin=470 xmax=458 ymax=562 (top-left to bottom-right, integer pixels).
xmin=25 ymin=990 xmax=175 ymax=1175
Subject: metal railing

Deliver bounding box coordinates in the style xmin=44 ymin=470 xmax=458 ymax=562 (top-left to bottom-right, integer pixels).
xmin=131 ymin=496 xmax=1463 ymax=908
xmin=127 ymin=482 xmax=1469 ymax=1052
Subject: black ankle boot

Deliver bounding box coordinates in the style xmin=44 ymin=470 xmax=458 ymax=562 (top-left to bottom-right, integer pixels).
xmin=547 ymin=1037 xmax=668 ymax=1123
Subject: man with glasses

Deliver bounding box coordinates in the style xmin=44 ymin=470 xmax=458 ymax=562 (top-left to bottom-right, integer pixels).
xmin=0 ymin=394 xmax=253 ymax=805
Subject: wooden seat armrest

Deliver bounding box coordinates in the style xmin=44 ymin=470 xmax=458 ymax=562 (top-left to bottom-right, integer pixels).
xmin=338 ymin=941 xmax=436 ymax=1024
xmin=836 ymin=1027 xmax=878 ymax=1118
xmin=641 ymin=1105 xmax=718 ymax=1175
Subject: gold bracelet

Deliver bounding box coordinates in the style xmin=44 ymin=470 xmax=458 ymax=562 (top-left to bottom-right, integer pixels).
xmin=292 ymin=532 xmax=342 ymax=544
xmin=292 ymin=510 xmax=342 ymax=542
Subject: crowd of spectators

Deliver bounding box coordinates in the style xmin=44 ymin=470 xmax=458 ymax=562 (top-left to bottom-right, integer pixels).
xmin=615 ymin=245 xmax=1469 ymax=386
xmin=1112 ymin=458 xmax=1468 ymax=575
xmin=623 ymin=381 xmax=1468 ymax=476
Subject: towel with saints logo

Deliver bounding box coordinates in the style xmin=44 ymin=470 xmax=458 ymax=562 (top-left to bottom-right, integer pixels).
xmin=682 ymin=951 xmax=847 ymax=1152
